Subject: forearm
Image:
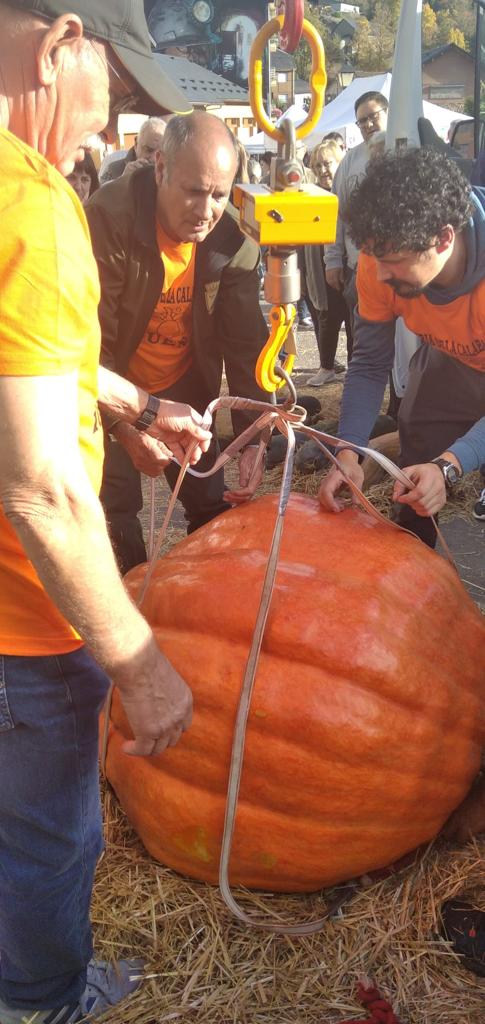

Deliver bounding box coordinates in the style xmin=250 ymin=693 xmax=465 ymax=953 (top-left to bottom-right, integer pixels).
xmin=448 ymin=417 xmax=485 ymax=474
xmin=5 ymin=477 xmax=154 ymax=678
xmin=338 ymin=317 xmax=396 ymax=447
xmin=98 ymin=365 xmax=147 ymax=425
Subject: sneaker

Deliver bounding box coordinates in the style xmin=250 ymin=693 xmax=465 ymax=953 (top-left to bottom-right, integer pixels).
xmin=473 ymin=487 xmax=485 ymax=520
xmin=298 ymin=317 xmax=313 ymax=329
xmin=333 ymin=360 xmax=347 ymax=374
xmin=306 ymin=368 xmax=337 ymax=387
xmin=0 ymin=958 xmax=145 ymax=1024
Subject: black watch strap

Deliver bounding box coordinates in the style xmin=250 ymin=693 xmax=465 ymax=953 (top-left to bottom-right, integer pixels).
xmin=432 ymin=458 xmax=461 ymax=490
xmin=134 ymin=394 xmax=160 ymax=432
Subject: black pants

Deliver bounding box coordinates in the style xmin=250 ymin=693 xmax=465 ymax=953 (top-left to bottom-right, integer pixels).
xmin=307 ymin=284 xmax=353 ymax=369
xmin=100 ymin=366 xmax=230 ymax=574
xmin=394 ymin=344 xmax=485 ymax=548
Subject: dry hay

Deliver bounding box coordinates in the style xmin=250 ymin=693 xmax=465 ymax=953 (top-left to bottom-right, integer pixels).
xmin=92 ymin=782 xmax=485 ymax=1024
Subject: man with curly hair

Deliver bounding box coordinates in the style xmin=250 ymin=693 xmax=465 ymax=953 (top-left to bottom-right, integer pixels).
xmin=319 ymin=147 xmax=485 ymax=546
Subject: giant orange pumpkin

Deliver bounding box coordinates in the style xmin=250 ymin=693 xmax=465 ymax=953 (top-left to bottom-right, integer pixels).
xmin=105 ymin=495 xmax=485 ymax=892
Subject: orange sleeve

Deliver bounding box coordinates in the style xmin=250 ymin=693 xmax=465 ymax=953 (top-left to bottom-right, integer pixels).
xmin=356 ymin=252 xmax=396 ymax=323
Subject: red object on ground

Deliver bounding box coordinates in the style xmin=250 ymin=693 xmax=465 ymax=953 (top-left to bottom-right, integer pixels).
xmin=277 ymin=0 xmax=304 ymax=52
xmin=338 ymin=982 xmax=402 ymax=1024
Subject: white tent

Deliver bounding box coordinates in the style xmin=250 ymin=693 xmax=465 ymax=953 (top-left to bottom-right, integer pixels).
xmin=246 ymin=73 xmax=471 ymax=154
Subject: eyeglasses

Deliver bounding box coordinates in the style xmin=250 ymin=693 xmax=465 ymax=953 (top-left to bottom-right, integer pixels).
xmin=105 ymin=54 xmax=141 ymax=116
xmin=89 ymin=41 xmax=141 ymax=116
xmin=355 ymin=108 xmax=386 ymax=129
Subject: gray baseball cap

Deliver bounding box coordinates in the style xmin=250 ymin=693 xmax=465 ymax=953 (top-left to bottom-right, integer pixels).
xmin=12 ymin=0 xmax=192 ymax=115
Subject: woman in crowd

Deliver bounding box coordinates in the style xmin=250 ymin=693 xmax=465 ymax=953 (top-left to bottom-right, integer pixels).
xmin=66 ymin=151 xmax=100 ymax=205
xmin=304 ymin=139 xmax=353 ymax=386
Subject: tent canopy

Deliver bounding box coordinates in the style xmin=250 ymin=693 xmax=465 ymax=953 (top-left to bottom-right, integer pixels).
xmin=246 ymin=73 xmax=471 ymax=153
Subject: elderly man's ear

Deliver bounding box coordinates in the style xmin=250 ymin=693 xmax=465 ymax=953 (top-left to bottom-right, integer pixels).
xmin=154 ymin=148 xmax=168 ymax=186
xmin=36 ymin=14 xmax=84 ymax=87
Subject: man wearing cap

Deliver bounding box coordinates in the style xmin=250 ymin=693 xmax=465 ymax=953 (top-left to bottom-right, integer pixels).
xmin=0 ymin=2 xmax=212 ymax=1022
xmin=86 ymin=109 xmax=269 ymax=574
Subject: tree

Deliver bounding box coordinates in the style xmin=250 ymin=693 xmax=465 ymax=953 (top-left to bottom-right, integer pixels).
xmin=464 ymin=83 xmax=485 ymax=116
xmin=353 ymin=17 xmax=382 ymax=72
xmin=374 ymin=0 xmax=401 ymax=34
xmin=293 ymin=2 xmax=341 ymax=82
xmin=429 ymin=1 xmax=475 ymax=49
xmin=366 ymin=0 xmax=397 ymax=68
xmin=447 ymin=27 xmax=466 ymax=49
xmin=422 ymin=3 xmax=438 ymax=49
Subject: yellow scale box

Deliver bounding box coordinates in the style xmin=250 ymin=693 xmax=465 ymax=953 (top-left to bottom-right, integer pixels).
xmin=233 ymin=182 xmax=338 ymax=247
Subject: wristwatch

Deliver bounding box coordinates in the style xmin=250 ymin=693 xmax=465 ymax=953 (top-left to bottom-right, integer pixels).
xmin=431 ymin=458 xmax=462 ymax=491
xmin=134 ymin=394 xmax=161 ymax=432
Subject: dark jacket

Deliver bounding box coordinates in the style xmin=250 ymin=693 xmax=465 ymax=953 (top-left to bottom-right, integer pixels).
xmin=99 ymin=145 xmax=136 ymax=184
xmin=85 ymin=166 xmax=269 ymax=434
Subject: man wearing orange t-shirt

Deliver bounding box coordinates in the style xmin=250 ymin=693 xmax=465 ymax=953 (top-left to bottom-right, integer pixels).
xmin=319 ymin=148 xmax=485 ymax=548
xmin=0 ymin=2 xmax=214 ymax=1021
xmin=87 ymin=110 xmax=269 ymax=573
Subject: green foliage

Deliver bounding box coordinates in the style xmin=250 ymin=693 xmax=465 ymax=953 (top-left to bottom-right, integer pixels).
xmin=294 ymin=2 xmax=341 ymax=82
xmin=424 ymin=0 xmax=476 ymax=49
xmin=464 ymin=83 xmax=485 ymax=117
xmin=304 ymin=0 xmax=475 ymax=80
xmin=422 ymin=3 xmax=438 ymax=49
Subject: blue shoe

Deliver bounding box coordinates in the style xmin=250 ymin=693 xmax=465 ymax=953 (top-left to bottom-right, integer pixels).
xmin=0 ymin=958 xmax=145 ymax=1023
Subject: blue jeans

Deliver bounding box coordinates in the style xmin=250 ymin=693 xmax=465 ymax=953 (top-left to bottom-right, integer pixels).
xmin=0 ymin=649 xmax=110 ymax=1010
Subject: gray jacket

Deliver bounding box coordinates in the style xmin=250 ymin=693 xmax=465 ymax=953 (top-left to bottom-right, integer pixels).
xmin=324 ymin=141 xmax=371 ymax=273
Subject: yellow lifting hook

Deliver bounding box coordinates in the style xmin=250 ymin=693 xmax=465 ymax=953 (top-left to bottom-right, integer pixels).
xmin=233 ymin=13 xmax=337 ymax=393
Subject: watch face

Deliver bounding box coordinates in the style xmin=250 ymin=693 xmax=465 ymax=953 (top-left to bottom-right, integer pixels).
xmin=445 ymin=464 xmax=459 ymax=486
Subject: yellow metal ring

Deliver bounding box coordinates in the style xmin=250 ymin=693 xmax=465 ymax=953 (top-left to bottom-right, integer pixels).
xmin=249 ymin=15 xmax=326 ymax=144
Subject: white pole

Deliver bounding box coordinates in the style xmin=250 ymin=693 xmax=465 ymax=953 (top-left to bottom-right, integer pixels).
xmin=386 ymin=0 xmax=424 ymax=151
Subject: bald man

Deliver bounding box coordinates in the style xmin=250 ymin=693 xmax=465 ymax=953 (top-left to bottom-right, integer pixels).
xmin=86 ymin=110 xmax=269 ymax=574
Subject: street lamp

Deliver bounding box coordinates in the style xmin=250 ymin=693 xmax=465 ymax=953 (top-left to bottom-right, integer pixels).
xmin=337 ymin=62 xmax=355 ymax=91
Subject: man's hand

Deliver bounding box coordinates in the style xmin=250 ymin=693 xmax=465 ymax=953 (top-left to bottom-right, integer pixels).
xmin=114 ymin=639 xmax=193 ymax=757
xmin=318 ymin=450 xmax=364 ymax=512
xmin=148 ymin=400 xmax=212 ymax=466
xmin=114 ymin=422 xmax=172 ymax=477
xmin=224 ymin=446 xmax=264 ymax=504
xmin=325 ymin=267 xmax=345 ymax=292
xmin=393 ymin=463 xmax=447 ymax=517
xmin=122 ymin=158 xmax=152 ymax=176
xmin=97 ymin=370 xmax=212 ymax=465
